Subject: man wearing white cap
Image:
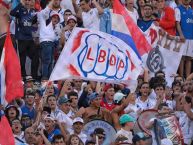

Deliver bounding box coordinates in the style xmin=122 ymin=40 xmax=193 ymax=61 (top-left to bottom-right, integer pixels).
xmin=60 ymin=15 xmax=77 ymax=47
xmin=37 ymin=10 xmax=61 ymax=79
xmin=70 ymin=117 xmax=87 ymax=144
xmin=44 ymin=115 xmax=61 ymax=142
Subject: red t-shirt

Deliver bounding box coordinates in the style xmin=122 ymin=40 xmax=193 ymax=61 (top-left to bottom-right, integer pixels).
xmin=158 ymin=6 xmax=176 ymax=36
xmin=100 ymin=100 xmax=115 ymax=111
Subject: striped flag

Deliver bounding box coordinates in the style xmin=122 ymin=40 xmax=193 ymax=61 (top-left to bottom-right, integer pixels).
xmin=112 ymin=0 xmax=152 ymax=58
xmin=0 ymin=31 xmax=23 ymax=145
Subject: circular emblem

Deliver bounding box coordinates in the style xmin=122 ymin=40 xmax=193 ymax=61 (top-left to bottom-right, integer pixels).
xmin=146 ymin=45 xmax=165 ymax=73
xmin=83 ymin=119 xmax=117 ymax=145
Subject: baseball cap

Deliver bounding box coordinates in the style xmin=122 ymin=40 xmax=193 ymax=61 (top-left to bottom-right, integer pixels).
xmin=88 ymin=92 xmax=99 ymax=102
xmin=67 ymin=15 xmax=77 ymax=23
xmin=0 ymin=0 xmax=11 ymax=9
xmin=51 ymin=11 xmax=60 ymax=20
xmin=119 ymin=114 xmax=135 ymax=125
xmin=25 ymin=76 xmax=34 ymax=82
xmin=58 ymin=97 xmax=69 ymax=105
xmin=103 ymin=84 xmax=113 ymax=92
xmin=114 ymin=92 xmax=126 ymax=104
xmin=44 ymin=115 xmax=55 ymax=122
xmin=132 ymin=132 xmax=150 ymax=143
xmin=73 ymin=117 xmax=84 ymax=124
xmin=161 ymin=138 xmax=173 ymax=145
xmin=92 ymin=128 xmax=106 ymax=136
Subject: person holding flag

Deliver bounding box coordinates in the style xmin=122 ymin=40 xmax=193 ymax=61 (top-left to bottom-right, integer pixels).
xmin=0 ymin=0 xmax=24 ymax=144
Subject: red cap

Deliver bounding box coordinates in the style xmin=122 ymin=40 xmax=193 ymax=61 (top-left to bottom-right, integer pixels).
xmin=0 ymin=0 xmax=10 ymax=9
xmin=103 ymin=84 xmax=113 ymax=92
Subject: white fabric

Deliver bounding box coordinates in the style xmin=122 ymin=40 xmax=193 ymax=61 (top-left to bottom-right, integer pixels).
xmin=37 ymin=12 xmax=56 ymax=43
xmin=175 ymin=8 xmax=181 ymax=22
xmin=124 ymin=103 xmax=138 ymax=119
xmin=175 ymin=111 xmax=192 ymax=144
xmin=40 ymin=7 xmax=64 ymax=22
xmin=55 ymin=110 xmax=73 ymax=133
xmin=126 ymin=8 xmax=139 ymax=24
xmin=136 ymin=96 xmax=156 ymax=110
xmin=82 ymin=8 xmax=100 ymax=31
xmin=116 ymin=128 xmax=133 ymax=143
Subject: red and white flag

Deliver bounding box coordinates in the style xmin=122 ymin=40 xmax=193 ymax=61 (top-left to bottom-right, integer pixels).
xmin=0 ymin=31 xmax=24 ymax=145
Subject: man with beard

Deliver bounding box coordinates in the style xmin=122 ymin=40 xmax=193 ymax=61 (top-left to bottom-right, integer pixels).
xmin=137 ymin=3 xmax=155 ymax=32
xmin=24 ymin=127 xmax=36 ymax=145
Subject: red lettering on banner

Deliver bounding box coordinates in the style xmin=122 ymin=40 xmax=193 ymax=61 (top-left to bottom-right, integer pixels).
xmin=126 ymin=50 xmax=135 ymax=71
xmin=149 ymin=28 xmax=157 ymax=44
xmin=118 ymin=60 xmax=124 ymax=70
xmin=110 ymin=55 xmax=116 ymax=65
xmin=86 ymin=48 xmax=94 ymax=61
xmin=98 ymin=50 xmax=106 ymax=62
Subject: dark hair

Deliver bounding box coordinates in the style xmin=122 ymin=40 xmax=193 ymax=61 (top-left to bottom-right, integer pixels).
xmin=67 ymin=91 xmax=78 ymax=99
xmin=139 ymin=82 xmax=149 ymax=89
xmin=185 ymin=96 xmax=192 ymax=104
xmin=172 ymin=81 xmax=182 ymax=89
xmin=155 ymin=70 xmax=165 ymax=77
xmin=138 ymin=82 xmax=150 ymax=96
xmin=149 ymin=76 xmax=166 ymax=89
xmin=68 ymin=134 xmax=83 ymax=145
xmin=64 ymin=9 xmax=72 ymax=14
xmin=46 ymin=95 xmax=56 ymax=103
xmin=174 ymin=75 xmax=184 ymax=82
xmin=154 ymin=83 xmax=165 ymax=90
xmin=80 ymin=0 xmax=90 ymax=3
xmin=52 ymin=134 xmax=65 ymax=143
xmin=35 ymin=89 xmax=42 ymax=97
xmin=5 ymin=105 xmax=20 ymax=123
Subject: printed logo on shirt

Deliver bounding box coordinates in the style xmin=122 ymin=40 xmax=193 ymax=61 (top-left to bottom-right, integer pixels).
xmin=186 ymin=18 xmax=193 ymax=23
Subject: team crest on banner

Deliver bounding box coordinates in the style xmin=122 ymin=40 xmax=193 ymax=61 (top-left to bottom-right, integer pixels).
xmin=50 ymin=28 xmax=142 ymax=84
xmin=142 ymin=24 xmax=185 ymax=86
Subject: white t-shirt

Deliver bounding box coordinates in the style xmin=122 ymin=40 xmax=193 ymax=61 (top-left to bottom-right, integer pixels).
xmin=55 ymin=110 xmax=73 ymax=133
xmin=175 ymin=111 xmax=192 ymax=144
xmin=14 ymin=131 xmax=25 ymax=145
xmin=116 ymin=128 xmax=133 ymax=144
xmin=136 ymin=96 xmax=156 ymax=110
xmin=126 ymin=8 xmax=139 ymax=24
xmin=82 ymin=8 xmax=100 ymax=31
xmin=124 ymin=103 xmax=139 ymax=119
xmin=189 ymin=109 xmax=193 ymax=141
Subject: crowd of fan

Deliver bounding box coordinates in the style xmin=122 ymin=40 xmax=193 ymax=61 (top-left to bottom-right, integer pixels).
xmin=1 ymin=0 xmax=193 ymax=144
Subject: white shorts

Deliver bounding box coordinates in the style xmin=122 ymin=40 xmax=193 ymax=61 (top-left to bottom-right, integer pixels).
xmin=182 ymin=40 xmax=193 ymax=57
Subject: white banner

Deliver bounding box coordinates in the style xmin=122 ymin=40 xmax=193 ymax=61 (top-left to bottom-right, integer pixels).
xmin=142 ymin=24 xmax=185 ymax=86
xmin=50 ymin=28 xmax=142 ymax=85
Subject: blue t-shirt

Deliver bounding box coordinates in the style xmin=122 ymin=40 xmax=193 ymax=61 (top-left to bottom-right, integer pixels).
xmin=10 ymin=3 xmax=36 ymax=40
xmin=48 ymin=128 xmax=61 ymax=142
xmin=137 ymin=19 xmax=154 ymax=32
xmin=177 ymin=5 xmax=193 ymax=39
xmin=21 ymin=105 xmax=36 ymax=120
